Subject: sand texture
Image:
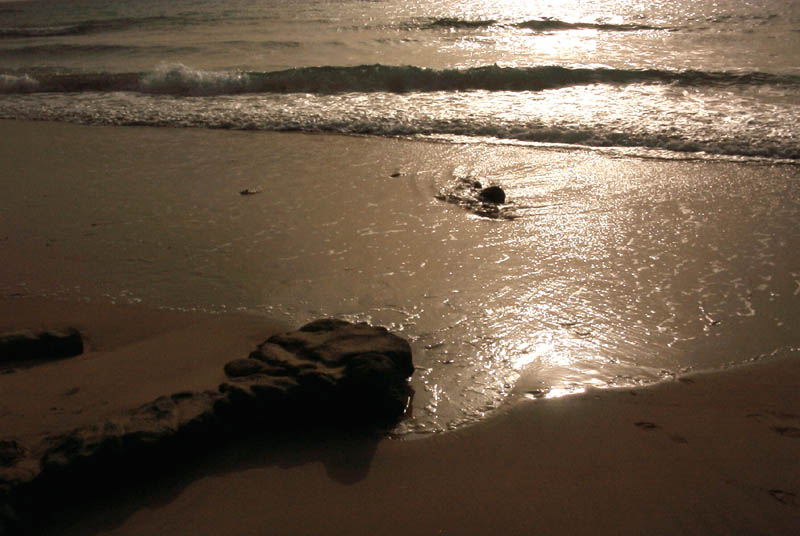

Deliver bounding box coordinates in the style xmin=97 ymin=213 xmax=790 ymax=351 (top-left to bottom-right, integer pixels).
xmin=0 ymin=299 xmax=418 ymax=534
xmin=3 ymin=119 xmax=800 ymax=437
xmin=1 ymin=298 xmax=798 ymax=535
xmin=2 ymin=119 xmax=799 ymax=534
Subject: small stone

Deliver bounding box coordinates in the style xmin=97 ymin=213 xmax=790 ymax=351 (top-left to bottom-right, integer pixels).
xmin=0 ymin=328 xmax=83 ymax=363
xmin=478 ymin=185 xmax=506 ymax=204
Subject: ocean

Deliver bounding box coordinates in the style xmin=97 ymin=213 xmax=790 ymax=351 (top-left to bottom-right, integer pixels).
xmin=1 ymin=0 xmax=799 ymax=436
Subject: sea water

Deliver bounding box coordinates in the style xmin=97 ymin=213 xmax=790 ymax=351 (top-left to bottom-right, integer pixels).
xmin=1 ymin=0 xmax=799 ymax=435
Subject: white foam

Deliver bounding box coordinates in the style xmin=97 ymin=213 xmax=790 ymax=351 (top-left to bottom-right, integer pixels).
xmin=139 ymin=63 xmax=249 ymax=96
xmin=0 ymin=74 xmax=39 ymax=93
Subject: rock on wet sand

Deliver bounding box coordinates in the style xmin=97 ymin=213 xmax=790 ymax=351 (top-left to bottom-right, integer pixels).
xmin=0 ymin=319 xmax=413 ymax=534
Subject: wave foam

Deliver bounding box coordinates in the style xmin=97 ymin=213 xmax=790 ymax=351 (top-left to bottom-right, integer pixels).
xmin=4 ymin=64 xmax=797 ymax=96
xmin=0 ymin=73 xmax=38 ymax=93
xmin=139 ymin=64 xmax=251 ymax=96
xmin=1 ymin=89 xmax=796 ymax=161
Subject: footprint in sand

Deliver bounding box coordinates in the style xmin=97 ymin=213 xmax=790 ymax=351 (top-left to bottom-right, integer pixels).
xmin=746 ymin=411 xmax=800 ymax=438
xmin=771 ymin=426 xmax=800 ymax=438
xmin=768 ymin=489 xmax=797 ymax=506
xmin=634 ymin=422 xmax=688 ymax=444
xmin=634 ymin=421 xmax=658 ymax=430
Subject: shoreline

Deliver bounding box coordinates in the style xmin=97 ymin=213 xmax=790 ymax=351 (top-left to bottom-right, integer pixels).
xmin=2 ymin=117 xmax=800 ymax=533
xmin=2 ymin=297 xmax=799 ymax=534
xmin=4 ymin=117 xmax=800 ymax=438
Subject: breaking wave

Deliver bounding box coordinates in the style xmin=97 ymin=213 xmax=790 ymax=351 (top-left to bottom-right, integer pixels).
xmin=2 ymin=63 xmax=797 ymax=96
xmin=0 ymin=73 xmax=38 ymax=92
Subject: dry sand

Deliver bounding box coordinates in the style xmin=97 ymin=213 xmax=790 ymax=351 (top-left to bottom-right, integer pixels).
xmin=2 ymin=297 xmax=798 ymax=535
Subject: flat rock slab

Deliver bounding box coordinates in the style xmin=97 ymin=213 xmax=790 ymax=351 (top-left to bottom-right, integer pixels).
xmin=0 ymin=319 xmax=413 ymax=534
xmin=219 ymin=318 xmax=414 ymax=425
xmin=0 ymin=329 xmax=83 ymax=365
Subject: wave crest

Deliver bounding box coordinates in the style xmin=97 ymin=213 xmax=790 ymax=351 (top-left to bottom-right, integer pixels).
xmin=515 ymin=19 xmax=663 ymax=31
xmin=0 ymin=73 xmax=39 ymax=93
xmin=4 ymin=64 xmax=797 ymax=96
xmin=424 ymin=17 xmax=666 ymax=32
xmin=425 ymin=18 xmax=497 ymax=29
xmin=139 ymin=64 xmax=252 ymax=96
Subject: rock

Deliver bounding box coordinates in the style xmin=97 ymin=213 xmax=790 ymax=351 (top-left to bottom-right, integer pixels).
xmin=0 ymin=328 xmax=83 ymax=364
xmin=239 ymin=188 xmax=261 ymax=195
xmin=341 ymin=352 xmax=411 ymax=420
xmin=435 ymin=177 xmax=514 ymax=219
xmin=478 ymin=185 xmax=506 ymax=204
xmin=0 ymin=440 xmax=25 ymax=468
xmin=228 ymin=319 xmax=414 ymax=425
xmin=223 ymin=358 xmax=266 ymax=377
xmin=2 ymin=319 xmax=413 ymax=531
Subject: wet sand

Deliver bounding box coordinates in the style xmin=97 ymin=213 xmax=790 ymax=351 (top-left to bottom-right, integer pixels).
xmin=2 ymin=296 xmax=799 ymax=535
xmin=2 ymin=118 xmax=799 ymax=533
xmin=3 ymin=119 xmax=800 ymax=438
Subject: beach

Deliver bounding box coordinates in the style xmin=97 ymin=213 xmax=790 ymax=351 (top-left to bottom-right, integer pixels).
xmin=2 ymin=295 xmax=799 ymax=535
xmin=2 ymin=0 xmax=799 ymax=532
xmin=3 ymin=118 xmax=800 ymax=435
xmin=1 ymin=118 xmax=799 ymax=534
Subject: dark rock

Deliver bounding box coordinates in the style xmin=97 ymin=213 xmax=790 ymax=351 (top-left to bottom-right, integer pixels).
xmin=0 ymin=328 xmax=83 ymax=363
xmin=223 ymin=358 xmax=266 ymax=378
xmin=2 ymin=319 xmax=413 ymax=532
xmin=435 ymin=177 xmax=514 ymax=219
xmin=0 ymin=440 xmax=25 ymax=468
xmin=0 ymin=484 xmax=19 ymax=536
xmin=239 ymin=188 xmax=261 ymax=195
xmin=478 ymin=185 xmax=506 ymax=204
xmin=298 ymin=318 xmax=351 ymax=333
xmin=340 ymin=352 xmax=411 ymax=421
xmin=230 ymin=319 xmax=414 ymax=424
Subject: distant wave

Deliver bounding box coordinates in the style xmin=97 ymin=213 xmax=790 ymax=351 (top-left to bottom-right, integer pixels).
xmin=219 ymin=40 xmax=301 ymax=49
xmin=0 ymin=43 xmax=198 ymax=58
xmin=0 ymin=17 xmax=165 ymax=38
xmin=0 ymin=44 xmax=139 ymax=56
xmin=2 ymin=64 xmax=797 ymax=96
xmin=705 ymin=13 xmax=779 ymax=24
xmin=424 ymin=17 xmax=666 ymax=32
xmin=0 ymin=24 xmax=91 ymax=38
xmin=0 ymin=14 xmax=227 ymax=39
xmin=425 ymin=18 xmax=497 ymax=29
xmin=514 ymin=19 xmax=664 ymax=32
